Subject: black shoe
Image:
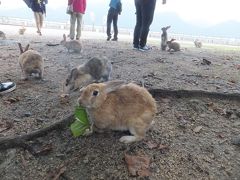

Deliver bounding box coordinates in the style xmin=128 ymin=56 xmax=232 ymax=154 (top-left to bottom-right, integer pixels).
xmin=107 ymin=36 xmax=111 ymax=41
xmin=133 ymin=45 xmax=139 ymax=50
xmin=0 ymin=82 xmax=16 ymax=95
xmin=111 ymin=38 xmax=118 ymax=41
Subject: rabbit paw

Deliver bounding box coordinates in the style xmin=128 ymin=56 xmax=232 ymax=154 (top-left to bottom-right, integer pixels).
xmin=119 ymin=136 xmax=139 ymax=144
xmin=83 ymin=128 xmax=93 ymax=136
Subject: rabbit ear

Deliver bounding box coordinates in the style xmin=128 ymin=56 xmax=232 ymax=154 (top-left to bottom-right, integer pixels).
xmin=70 ymin=68 xmax=79 ymax=80
xmin=17 ymin=43 xmax=24 ymax=54
xmin=171 ymin=38 xmax=176 ymax=42
xmin=24 ymin=44 xmax=30 ymax=52
xmin=63 ymin=34 xmax=66 ymax=40
xmin=166 ymin=26 xmax=171 ymax=29
xmin=104 ymin=80 xmax=126 ymax=94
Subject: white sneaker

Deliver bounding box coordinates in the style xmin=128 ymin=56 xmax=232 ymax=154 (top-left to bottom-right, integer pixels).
xmin=138 ymin=45 xmax=152 ymax=52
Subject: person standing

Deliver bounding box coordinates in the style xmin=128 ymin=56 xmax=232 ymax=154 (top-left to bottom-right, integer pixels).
xmin=30 ymin=0 xmax=48 ymax=36
xmin=106 ymin=0 xmax=122 ymax=41
xmin=133 ymin=0 xmax=166 ymax=51
xmin=68 ymin=0 xmax=86 ymax=40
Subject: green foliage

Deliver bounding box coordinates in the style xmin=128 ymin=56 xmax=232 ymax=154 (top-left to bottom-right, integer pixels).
xmin=70 ymin=106 xmax=90 ymax=137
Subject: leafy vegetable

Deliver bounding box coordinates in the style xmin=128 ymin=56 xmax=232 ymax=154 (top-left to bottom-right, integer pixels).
xmin=70 ymin=106 xmax=90 ymax=137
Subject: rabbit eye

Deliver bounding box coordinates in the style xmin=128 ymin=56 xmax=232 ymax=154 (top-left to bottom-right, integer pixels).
xmin=92 ymin=90 xmax=99 ymax=96
xmin=65 ymin=79 xmax=70 ymax=86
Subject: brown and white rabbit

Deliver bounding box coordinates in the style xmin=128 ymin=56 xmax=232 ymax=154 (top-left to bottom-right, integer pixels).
xmin=62 ymin=57 xmax=112 ymax=96
xmin=0 ymin=31 xmax=6 ymax=40
xmin=161 ymin=26 xmax=170 ymax=51
xmin=78 ymin=80 xmax=157 ymax=144
xmin=60 ymin=34 xmax=82 ymax=53
xmin=194 ymin=39 xmax=202 ymax=48
xmin=167 ymin=38 xmax=180 ymax=52
xmin=18 ymin=43 xmax=44 ymax=80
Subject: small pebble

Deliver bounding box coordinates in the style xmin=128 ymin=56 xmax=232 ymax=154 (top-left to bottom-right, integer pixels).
xmin=193 ymin=126 xmax=203 ymax=133
xmin=232 ymin=136 xmax=240 ymax=146
xmin=24 ymin=112 xmax=32 ymax=117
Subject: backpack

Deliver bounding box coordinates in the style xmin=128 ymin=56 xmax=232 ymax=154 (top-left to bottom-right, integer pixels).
xmin=116 ymin=1 xmax=122 ymax=15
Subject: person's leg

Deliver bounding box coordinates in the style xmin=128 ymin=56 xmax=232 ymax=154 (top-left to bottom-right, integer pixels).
xmin=0 ymin=82 xmax=16 ymax=95
xmin=112 ymin=10 xmax=118 ymax=40
xmin=133 ymin=0 xmax=142 ymax=48
xmin=34 ymin=12 xmax=41 ymax=34
xmin=106 ymin=8 xmax=114 ymax=41
xmin=70 ymin=13 xmax=77 ymax=40
xmin=76 ymin=13 xmax=83 ymax=40
xmin=38 ymin=12 xmax=43 ymax=35
xmin=139 ymin=0 xmax=156 ymax=48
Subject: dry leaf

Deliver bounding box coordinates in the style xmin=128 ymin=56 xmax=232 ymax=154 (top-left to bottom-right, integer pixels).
xmin=124 ymin=154 xmax=151 ymax=177
xmin=145 ymin=141 xmax=158 ymax=149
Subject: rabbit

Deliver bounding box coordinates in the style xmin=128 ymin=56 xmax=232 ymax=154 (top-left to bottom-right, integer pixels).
xmin=0 ymin=31 xmax=6 ymax=40
xmin=161 ymin=26 xmax=171 ymax=51
xmin=167 ymin=38 xmax=180 ymax=52
xmin=62 ymin=57 xmax=112 ymax=96
xmin=60 ymin=34 xmax=82 ymax=53
xmin=78 ymin=80 xmax=157 ymax=144
xmin=194 ymin=39 xmax=202 ymax=48
xmin=19 ymin=27 xmax=26 ymax=35
xmin=17 ymin=43 xmax=44 ymax=80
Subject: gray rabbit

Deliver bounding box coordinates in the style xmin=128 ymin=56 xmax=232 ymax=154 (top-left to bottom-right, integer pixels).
xmin=194 ymin=39 xmax=202 ymax=48
xmin=161 ymin=26 xmax=170 ymax=51
xmin=60 ymin=34 xmax=82 ymax=53
xmin=0 ymin=31 xmax=6 ymax=40
xmin=62 ymin=57 xmax=112 ymax=95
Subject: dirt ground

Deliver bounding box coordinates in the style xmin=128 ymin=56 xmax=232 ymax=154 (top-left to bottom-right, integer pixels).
xmin=0 ymin=30 xmax=240 ymax=180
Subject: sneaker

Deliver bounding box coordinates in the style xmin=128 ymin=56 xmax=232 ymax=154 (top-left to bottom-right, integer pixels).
xmin=0 ymin=82 xmax=16 ymax=95
xmin=107 ymin=36 xmax=111 ymax=41
xmin=138 ymin=45 xmax=151 ymax=52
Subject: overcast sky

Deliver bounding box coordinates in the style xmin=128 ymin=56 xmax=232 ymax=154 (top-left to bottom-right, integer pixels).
xmin=0 ymin=0 xmax=240 ymax=27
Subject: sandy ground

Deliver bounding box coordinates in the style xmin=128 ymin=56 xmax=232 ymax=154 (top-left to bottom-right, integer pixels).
xmin=0 ymin=25 xmax=240 ymax=180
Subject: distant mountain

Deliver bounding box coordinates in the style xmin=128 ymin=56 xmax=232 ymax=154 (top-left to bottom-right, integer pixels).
xmin=1 ymin=7 xmax=240 ymax=39
xmin=203 ymin=21 xmax=240 ymax=38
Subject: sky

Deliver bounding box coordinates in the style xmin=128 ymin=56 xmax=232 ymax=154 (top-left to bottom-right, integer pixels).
xmin=0 ymin=0 xmax=240 ymax=27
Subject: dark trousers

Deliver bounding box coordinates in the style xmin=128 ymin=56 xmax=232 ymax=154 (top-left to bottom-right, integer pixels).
xmin=133 ymin=0 xmax=156 ymax=47
xmin=107 ymin=7 xmax=119 ymax=39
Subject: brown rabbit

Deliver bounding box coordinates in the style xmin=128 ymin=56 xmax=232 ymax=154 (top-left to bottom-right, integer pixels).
xmin=78 ymin=80 xmax=157 ymax=143
xmin=18 ymin=43 xmax=44 ymax=80
xmin=19 ymin=27 xmax=26 ymax=35
xmin=167 ymin=38 xmax=180 ymax=52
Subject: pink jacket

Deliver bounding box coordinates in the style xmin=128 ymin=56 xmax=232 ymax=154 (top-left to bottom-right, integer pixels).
xmin=68 ymin=0 xmax=86 ymax=14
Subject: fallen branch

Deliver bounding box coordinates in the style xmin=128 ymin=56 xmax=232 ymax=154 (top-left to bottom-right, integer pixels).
xmin=148 ymin=88 xmax=240 ymax=101
xmin=0 ymin=114 xmax=74 ymax=151
xmin=1 ymin=88 xmax=239 ymax=151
